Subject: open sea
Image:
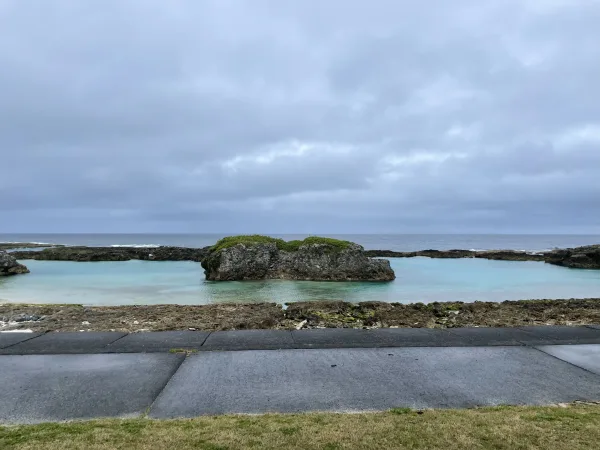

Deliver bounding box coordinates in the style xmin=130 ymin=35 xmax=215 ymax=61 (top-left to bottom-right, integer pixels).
xmin=1 ymin=234 xmax=600 ymax=306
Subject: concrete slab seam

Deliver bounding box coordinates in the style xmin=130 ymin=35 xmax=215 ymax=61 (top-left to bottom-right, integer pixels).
xmin=0 ymin=331 xmax=48 ymax=350
xmin=105 ymin=333 xmax=131 ymax=348
xmin=515 ymin=326 xmax=600 ymax=347
xmin=145 ymin=353 xmax=188 ymax=416
xmin=289 ymin=330 xmax=299 ymax=345
xmin=531 ymin=346 xmax=600 ymax=379
xmin=199 ymin=331 xmax=212 ymax=347
xmin=515 ymin=327 xmax=548 ymax=342
xmin=443 ymin=328 xmax=474 ymax=344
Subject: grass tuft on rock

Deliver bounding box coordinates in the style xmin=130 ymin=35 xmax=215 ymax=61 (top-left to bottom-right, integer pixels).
xmin=211 ymin=235 xmax=354 ymax=253
xmin=211 ymin=235 xmax=287 ymax=253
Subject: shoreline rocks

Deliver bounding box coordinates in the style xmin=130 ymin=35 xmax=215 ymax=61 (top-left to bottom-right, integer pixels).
xmin=0 ymin=250 xmax=30 ymax=276
xmin=544 ymin=245 xmax=600 ymax=269
xmin=201 ymin=238 xmax=396 ymax=281
xmin=9 ymin=246 xmax=211 ymax=262
xmin=2 ymin=298 xmax=600 ymax=332
xmin=0 ymin=243 xmax=63 ymax=251
xmin=5 ymin=241 xmax=600 ymax=270
xmin=364 ymin=249 xmax=546 ymax=262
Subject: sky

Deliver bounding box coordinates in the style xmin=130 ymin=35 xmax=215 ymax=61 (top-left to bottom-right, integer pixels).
xmin=1 ymin=0 xmax=600 ymax=234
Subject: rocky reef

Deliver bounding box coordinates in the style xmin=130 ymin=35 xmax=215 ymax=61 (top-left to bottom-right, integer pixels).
xmin=3 ymin=298 xmax=600 ymax=332
xmin=365 ymin=247 xmax=600 ymax=268
xmin=0 ymin=250 xmax=30 ymax=276
xmin=201 ymin=235 xmax=396 ymax=281
xmin=10 ymin=246 xmax=210 ymax=262
xmin=5 ymin=240 xmax=600 ymax=270
xmin=0 ymin=242 xmax=63 ymax=251
xmin=544 ymin=245 xmax=600 ymax=269
xmin=365 ymin=249 xmax=545 ymax=261
xmin=364 ymin=249 xmax=546 ymax=261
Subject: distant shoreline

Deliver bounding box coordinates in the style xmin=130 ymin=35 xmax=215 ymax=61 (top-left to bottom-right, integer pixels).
xmin=3 ymin=242 xmax=599 ymax=269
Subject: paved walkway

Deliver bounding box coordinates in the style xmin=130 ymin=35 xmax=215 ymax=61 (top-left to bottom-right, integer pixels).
xmin=1 ymin=326 xmax=600 ymax=424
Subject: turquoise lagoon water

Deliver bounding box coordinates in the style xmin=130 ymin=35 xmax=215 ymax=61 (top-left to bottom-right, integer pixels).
xmin=1 ymin=258 xmax=600 ymax=306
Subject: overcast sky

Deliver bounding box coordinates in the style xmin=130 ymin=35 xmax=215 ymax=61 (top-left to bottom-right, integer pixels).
xmin=1 ymin=0 xmax=600 ymax=234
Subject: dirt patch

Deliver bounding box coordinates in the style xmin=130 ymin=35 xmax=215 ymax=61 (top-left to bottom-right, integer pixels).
xmin=2 ymin=298 xmax=600 ymax=332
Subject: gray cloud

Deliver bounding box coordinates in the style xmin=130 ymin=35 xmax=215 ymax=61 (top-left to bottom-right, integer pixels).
xmin=1 ymin=0 xmax=600 ymax=233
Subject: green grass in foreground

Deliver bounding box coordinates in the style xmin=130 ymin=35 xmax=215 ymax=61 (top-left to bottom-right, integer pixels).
xmin=2 ymin=404 xmax=600 ymax=450
xmin=211 ymin=235 xmax=353 ymax=253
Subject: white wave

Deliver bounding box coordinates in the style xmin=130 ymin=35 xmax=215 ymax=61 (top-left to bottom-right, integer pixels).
xmin=505 ymin=249 xmax=549 ymax=254
xmin=2 ymin=241 xmax=55 ymax=245
xmin=109 ymin=244 xmax=161 ymax=248
xmin=469 ymin=248 xmax=547 ymax=254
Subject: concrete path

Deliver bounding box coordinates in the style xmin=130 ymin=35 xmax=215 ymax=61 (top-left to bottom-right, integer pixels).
xmin=1 ymin=354 xmax=184 ymax=424
xmin=3 ymin=325 xmax=600 ymax=354
xmin=149 ymin=346 xmax=600 ymax=418
xmin=1 ymin=326 xmax=600 ymax=424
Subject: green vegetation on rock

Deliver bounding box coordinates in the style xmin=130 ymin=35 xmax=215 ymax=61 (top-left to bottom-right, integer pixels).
xmin=211 ymin=235 xmax=353 ymax=253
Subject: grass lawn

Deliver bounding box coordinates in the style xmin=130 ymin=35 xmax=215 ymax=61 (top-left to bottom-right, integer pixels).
xmin=2 ymin=404 xmax=600 ymax=450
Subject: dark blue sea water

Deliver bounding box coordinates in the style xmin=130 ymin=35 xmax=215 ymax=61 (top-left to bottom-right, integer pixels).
xmin=1 ymin=234 xmax=600 ymax=306
xmin=1 ymin=233 xmax=599 ymax=251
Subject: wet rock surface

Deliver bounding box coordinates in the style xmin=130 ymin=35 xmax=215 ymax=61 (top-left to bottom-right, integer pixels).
xmin=5 ymin=242 xmax=600 ymax=269
xmin=366 ymin=245 xmax=600 ymax=268
xmin=364 ymin=249 xmax=546 ymax=261
xmin=544 ymin=245 xmax=600 ymax=269
xmin=201 ymin=242 xmax=396 ymax=281
xmin=0 ymin=243 xmax=63 ymax=250
xmin=0 ymin=250 xmax=29 ymax=276
xmin=10 ymin=246 xmax=210 ymax=262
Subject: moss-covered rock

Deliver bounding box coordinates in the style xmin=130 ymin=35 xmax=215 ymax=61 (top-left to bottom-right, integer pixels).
xmin=211 ymin=235 xmax=353 ymax=253
xmin=202 ymin=236 xmax=395 ymax=281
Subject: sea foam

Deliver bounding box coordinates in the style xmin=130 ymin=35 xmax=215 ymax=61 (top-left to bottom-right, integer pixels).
xmin=109 ymin=244 xmax=161 ymax=248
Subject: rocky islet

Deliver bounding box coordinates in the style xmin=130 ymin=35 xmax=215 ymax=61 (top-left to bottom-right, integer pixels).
xmin=0 ymin=250 xmax=29 ymax=276
xmin=201 ymin=236 xmax=396 ymax=281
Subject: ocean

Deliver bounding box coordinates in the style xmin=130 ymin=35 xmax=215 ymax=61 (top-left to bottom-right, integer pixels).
xmin=1 ymin=233 xmax=600 ymax=251
xmin=1 ymin=234 xmax=600 ymax=306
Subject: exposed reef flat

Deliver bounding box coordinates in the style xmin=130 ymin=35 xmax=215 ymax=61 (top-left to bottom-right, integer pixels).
xmin=1 ymin=298 xmax=600 ymax=332
xmin=364 ymin=249 xmax=546 ymax=261
xmin=366 ymin=245 xmax=600 ymax=269
xmin=0 ymin=242 xmax=64 ymax=250
xmin=10 ymin=246 xmax=210 ymax=262
xmin=6 ymin=242 xmax=600 ymax=269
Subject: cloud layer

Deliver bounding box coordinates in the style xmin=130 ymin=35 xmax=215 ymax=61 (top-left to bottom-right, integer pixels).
xmin=2 ymin=0 xmax=600 ymax=233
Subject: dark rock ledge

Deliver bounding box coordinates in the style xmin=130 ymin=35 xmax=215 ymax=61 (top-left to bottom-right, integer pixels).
xmin=6 ymin=242 xmax=600 ymax=270
xmin=0 ymin=250 xmax=29 ymax=276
